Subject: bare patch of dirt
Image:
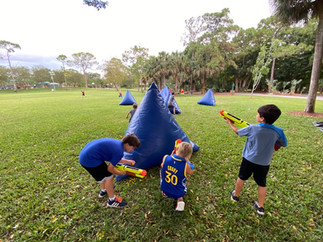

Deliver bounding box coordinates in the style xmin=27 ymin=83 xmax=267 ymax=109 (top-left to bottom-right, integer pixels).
xmin=289 ymin=111 xmax=323 ymax=118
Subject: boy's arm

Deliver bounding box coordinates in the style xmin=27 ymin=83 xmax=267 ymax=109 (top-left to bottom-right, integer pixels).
xmin=107 ymin=163 xmax=126 ymax=175
xmin=224 ymin=117 xmax=239 ymax=135
xmin=120 ymin=158 xmax=135 ymax=166
xmin=186 ymin=161 xmax=194 ymax=175
xmin=160 ymin=155 xmax=167 ymax=168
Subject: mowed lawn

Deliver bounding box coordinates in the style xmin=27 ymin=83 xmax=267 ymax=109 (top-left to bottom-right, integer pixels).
xmin=0 ymin=88 xmax=322 ymax=241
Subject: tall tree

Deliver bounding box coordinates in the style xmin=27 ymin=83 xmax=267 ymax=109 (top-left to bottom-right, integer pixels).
xmin=13 ymin=66 xmax=31 ymax=88
xmin=32 ymin=66 xmax=51 ymax=84
xmin=0 ymin=40 xmax=21 ymax=92
xmin=230 ymin=27 xmax=260 ymax=92
xmin=182 ymin=16 xmax=204 ymax=46
xmin=251 ymin=45 xmax=271 ymax=97
xmin=56 ymin=54 xmax=68 ymax=87
xmin=103 ymin=58 xmax=127 ymax=90
xmin=168 ymin=51 xmax=184 ymax=93
xmin=122 ymin=45 xmax=149 ymax=91
xmin=183 ymin=9 xmax=238 ymax=92
xmin=270 ymin=0 xmax=323 ymax=113
xmin=69 ymin=52 xmax=98 ymax=89
xmin=65 ymin=69 xmax=83 ymax=87
xmin=0 ymin=66 xmax=9 ymax=85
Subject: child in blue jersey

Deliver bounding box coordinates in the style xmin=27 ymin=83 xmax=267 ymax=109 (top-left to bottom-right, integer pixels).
xmin=224 ymin=104 xmax=287 ymax=215
xmin=160 ymin=142 xmax=194 ymax=211
xmin=79 ymin=134 xmax=141 ymax=208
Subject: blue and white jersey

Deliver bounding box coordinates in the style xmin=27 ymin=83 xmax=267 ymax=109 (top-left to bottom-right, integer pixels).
xmin=160 ymin=154 xmax=188 ymax=198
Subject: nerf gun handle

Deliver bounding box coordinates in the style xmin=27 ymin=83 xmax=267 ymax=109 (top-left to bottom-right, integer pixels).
xmin=115 ymin=164 xmax=147 ymax=178
xmin=219 ymin=110 xmax=250 ymax=128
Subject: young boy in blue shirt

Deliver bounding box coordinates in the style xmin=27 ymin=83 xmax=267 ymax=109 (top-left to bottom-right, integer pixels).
xmin=224 ymin=104 xmax=287 ymax=215
xmin=160 ymin=142 xmax=194 ymax=211
xmin=126 ymin=104 xmax=138 ymax=123
xmin=79 ymin=134 xmax=141 ymax=208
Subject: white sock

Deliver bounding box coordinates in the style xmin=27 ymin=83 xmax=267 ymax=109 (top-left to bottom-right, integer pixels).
xmin=101 ymin=189 xmax=106 ymax=192
xmin=109 ymin=195 xmax=116 ymax=201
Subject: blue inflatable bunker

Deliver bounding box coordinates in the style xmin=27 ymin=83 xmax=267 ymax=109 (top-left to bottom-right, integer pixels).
xmin=116 ymin=82 xmax=199 ymax=181
xmin=197 ymin=89 xmax=215 ymax=106
xmin=119 ymin=90 xmax=137 ymax=105
xmin=160 ymin=86 xmax=181 ymax=114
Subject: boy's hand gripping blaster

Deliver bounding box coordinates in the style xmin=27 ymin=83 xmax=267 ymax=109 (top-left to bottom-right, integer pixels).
xmin=115 ymin=164 xmax=147 ymax=178
xmin=219 ymin=110 xmax=250 ymax=128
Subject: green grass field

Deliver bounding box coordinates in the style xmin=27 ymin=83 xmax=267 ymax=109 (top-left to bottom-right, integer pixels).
xmin=0 ymin=87 xmax=322 ymax=241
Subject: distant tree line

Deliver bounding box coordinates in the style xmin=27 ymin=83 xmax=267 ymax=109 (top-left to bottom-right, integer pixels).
xmin=1 ymin=2 xmax=323 ymax=113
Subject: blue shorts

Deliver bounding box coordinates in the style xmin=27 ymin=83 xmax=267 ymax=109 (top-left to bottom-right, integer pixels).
xmin=238 ymin=157 xmax=270 ymax=187
xmin=81 ymin=162 xmax=113 ymax=183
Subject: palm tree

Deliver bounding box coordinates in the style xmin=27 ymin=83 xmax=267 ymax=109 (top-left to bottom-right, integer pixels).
xmin=168 ymin=51 xmax=184 ymax=93
xmin=270 ymin=0 xmax=323 ymax=113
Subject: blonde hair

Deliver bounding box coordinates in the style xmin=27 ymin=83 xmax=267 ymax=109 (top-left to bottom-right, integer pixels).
xmin=177 ymin=142 xmax=193 ymax=159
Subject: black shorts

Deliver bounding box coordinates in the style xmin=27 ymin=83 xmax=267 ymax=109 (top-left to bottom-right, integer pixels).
xmin=81 ymin=162 xmax=113 ymax=183
xmin=238 ymin=157 xmax=270 ymax=187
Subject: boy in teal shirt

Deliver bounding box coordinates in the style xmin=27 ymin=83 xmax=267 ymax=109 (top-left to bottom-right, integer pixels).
xmin=224 ymin=104 xmax=287 ymax=215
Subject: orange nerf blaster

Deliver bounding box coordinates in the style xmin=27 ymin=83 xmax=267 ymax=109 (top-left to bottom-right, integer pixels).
xmin=174 ymin=139 xmax=182 ymax=153
xmin=219 ymin=110 xmax=250 ymax=128
xmin=115 ymin=164 xmax=147 ymax=178
xmin=174 ymin=139 xmax=194 ymax=170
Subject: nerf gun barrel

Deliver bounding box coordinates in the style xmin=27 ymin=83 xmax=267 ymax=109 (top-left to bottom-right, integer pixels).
xmin=174 ymin=139 xmax=194 ymax=170
xmin=174 ymin=139 xmax=182 ymax=153
xmin=115 ymin=164 xmax=147 ymax=178
xmin=219 ymin=110 xmax=250 ymax=128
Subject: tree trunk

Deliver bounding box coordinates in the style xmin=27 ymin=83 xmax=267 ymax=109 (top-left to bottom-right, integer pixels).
xmin=269 ymin=57 xmax=276 ymax=93
xmin=304 ymin=4 xmax=323 ymax=113
xmin=7 ymin=52 xmax=17 ymax=92
xmin=83 ymin=72 xmax=88 ymax=89
xmin=162 ymin=74 xmax=166 ymax=88
xmin=174 ymin=72 xmax=179 ymax=93
xmin=190 ymin=74 xmax=193 ymax=94
xmin=201 ymin=72 xmax=206 ymax=93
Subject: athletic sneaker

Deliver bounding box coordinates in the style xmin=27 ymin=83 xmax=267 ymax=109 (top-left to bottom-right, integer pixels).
xmin=99 ymin=190 xmax=107 ymax=198
xmin=253 ymin=201 xmax=265 ymax=215
xmin=175 ymin=201 xmax=185 ymax=211
xmin=230 ymin=190 xmax=239 ymax=202
xmin=107 ymin=196 xmax=127 ymax=208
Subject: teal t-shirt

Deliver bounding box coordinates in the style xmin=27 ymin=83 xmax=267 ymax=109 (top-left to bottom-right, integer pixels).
xmin=238 ymin=124 xmax=285 ymax=166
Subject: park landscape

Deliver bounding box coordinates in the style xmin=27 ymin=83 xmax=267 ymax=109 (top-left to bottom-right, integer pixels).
xmin=0 ymin=87 xmax=322 ymax=241
xmin=1 ymin=0 xmax=323 ymax=241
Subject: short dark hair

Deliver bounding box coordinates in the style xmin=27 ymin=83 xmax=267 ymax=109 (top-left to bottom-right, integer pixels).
xmin=122 ymin=134 xmax=141 ymax=147
xmin=133 ymin=104 xmax=138 ymax=109
xmin=258 ymin=104 xmax=281 ymax=124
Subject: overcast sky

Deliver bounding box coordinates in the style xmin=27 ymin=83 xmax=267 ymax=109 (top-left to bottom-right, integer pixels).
xmin=0 ymin=0 xmax=272 ymax=70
